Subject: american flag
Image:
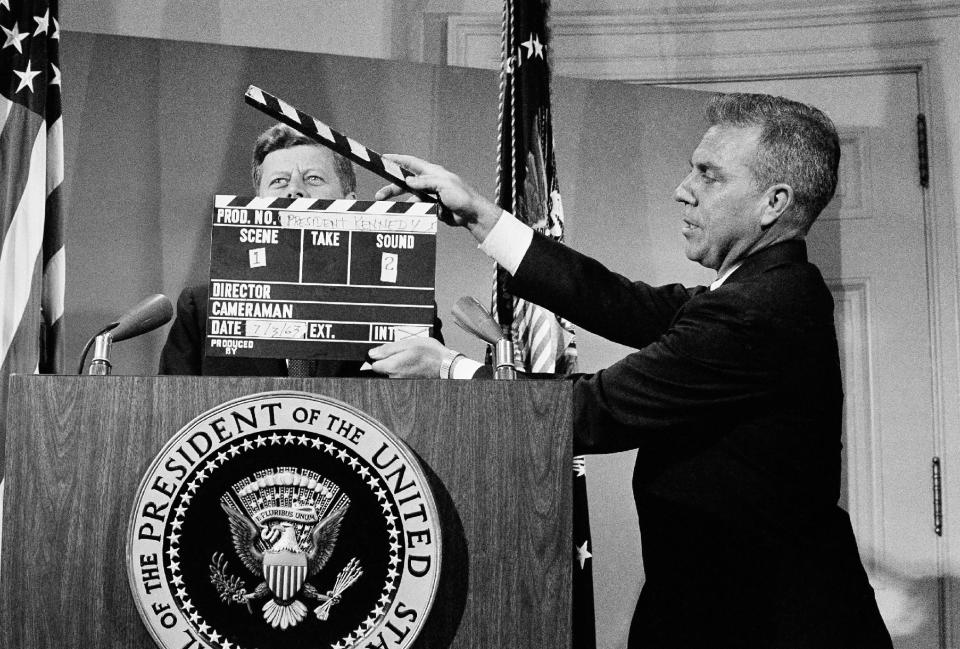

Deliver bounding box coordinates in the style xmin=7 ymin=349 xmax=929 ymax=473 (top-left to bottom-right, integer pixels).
xmin=492 ymin=2 xmax=595 ymax=647
xmin=0 ymin=0 xmax=64 ymax=489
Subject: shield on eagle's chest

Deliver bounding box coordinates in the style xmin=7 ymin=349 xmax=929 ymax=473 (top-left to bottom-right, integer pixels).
xmin=263 ymin=550 xmax=308 ymax=601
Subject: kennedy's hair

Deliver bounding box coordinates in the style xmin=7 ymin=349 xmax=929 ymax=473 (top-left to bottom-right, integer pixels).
xmin=251 ymin=123 xmax=357 ymax=195
xmin=705 ymin=93 xmax=840 ymax=230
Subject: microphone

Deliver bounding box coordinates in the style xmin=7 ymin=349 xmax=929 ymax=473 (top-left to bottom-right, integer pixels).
xmin=80 ymin=294 xmax=174 ymax=375
xmin=107 ymin=294 xmax=175 ymax=342
xmin=452 ymin=296 xmax=516 ymax=380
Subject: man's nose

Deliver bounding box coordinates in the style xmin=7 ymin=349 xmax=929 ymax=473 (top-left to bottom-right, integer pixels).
xmin=285 ymin=177 xmax=306 ymax=198
xmin=674 ymin=173 xmax=695 ymax=204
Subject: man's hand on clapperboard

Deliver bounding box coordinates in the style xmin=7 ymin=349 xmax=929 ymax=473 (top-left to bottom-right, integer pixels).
xmin=368 ymin=337 xmax=452 ymax=378
xmin=375 ymin=154 xmax=503 ymax=244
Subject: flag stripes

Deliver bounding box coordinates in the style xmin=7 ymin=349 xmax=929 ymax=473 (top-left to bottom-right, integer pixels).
xmin=40 ymin=115 xmax=63 ymax=371
xmin=0 ymin=120 xmax=47 ymax=366
xmin=1 ymin=0 xmax=66 ymax=495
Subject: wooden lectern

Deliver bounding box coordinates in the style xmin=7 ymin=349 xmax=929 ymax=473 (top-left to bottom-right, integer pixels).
xmin=0 ymin=376 xmax=572 ymax=649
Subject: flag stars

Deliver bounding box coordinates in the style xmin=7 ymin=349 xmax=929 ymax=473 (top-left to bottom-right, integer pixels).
xmin=0 ymin=0 xmax=10 ymax=12
xmin=520 ymin=32 xmax=544 ymax=61
xmin=10 ymin=71 xmax=54 ymax=105
xmin=51 ymin=16 xmax=59 ymax=39
xmin=50 ymin=62 xmax=60 ymax=87
xmin=576 ymin=540 xmax=592 ymax=569
xmin=2 ymin=22 xmax=29 ymax=54
xmin=573 ymin=456 xmax=586 ymax=478
xmin=33 ymin=8 xmax=49 ymax=36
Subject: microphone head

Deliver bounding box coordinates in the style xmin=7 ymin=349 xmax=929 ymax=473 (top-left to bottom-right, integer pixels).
xmin=452 ymin=296 xmax=503 ymax=345
xmin=108 ymin=294 xmax=174 ymax=342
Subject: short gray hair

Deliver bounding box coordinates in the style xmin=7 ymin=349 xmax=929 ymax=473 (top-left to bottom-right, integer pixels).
xmin=705 ymin=92 xmax=840 ymax=230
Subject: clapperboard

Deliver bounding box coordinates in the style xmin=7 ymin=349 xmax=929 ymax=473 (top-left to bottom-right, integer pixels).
xmin=205 ymin=195 xmax=438 ymax=361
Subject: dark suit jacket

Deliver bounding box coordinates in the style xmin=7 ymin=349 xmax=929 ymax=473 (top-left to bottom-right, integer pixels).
xmin=158 ymin=284 xmax=443 ymax=377
xmin=508 ymin=235 xmax=891 ymax=648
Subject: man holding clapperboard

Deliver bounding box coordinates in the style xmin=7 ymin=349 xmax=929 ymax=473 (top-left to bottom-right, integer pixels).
xmin=366 ymin=93 xmax=893 ymax=648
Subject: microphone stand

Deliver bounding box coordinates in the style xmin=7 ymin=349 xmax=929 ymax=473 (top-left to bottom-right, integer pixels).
xmin=88 ymin=334 xmax=113 ymax=375
xmin=494 ymin=338 xmax=516 ymax=380
xmin=453 ymin=296 xmax=517 ymax=380
xmin=77 ymin=294 xmax=173 ymax=374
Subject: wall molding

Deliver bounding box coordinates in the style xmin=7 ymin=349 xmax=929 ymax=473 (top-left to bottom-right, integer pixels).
xmin=443 ymin=1 xmax=960 ymax=40
xmin=828 ymin=279 xmax=882 ymax=565
xmin=445 ymin=10 xmax=944 ymax=82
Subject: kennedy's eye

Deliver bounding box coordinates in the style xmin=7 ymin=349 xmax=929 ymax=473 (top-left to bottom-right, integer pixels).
xmin=305 ymin=174 xmax=326 ymax=186
xmin=269 ymin=177 xmax=289 ymax=187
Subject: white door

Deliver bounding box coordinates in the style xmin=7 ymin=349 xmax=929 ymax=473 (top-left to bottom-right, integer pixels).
xmin=676 ymin=73 xmax=943 ymax=648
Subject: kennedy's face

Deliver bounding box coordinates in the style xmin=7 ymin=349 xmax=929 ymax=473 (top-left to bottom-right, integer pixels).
xmin=673 ymin=125 xmax=768 ymax=275
xmin=258 ymin=145 xmax=354 ymax=199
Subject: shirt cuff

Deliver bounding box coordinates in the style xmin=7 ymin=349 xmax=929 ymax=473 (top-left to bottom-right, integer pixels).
xmin=478 ymin=210 xmax=533 ymax=275
xmin=451 ymin=357 xmax=483 ymax=379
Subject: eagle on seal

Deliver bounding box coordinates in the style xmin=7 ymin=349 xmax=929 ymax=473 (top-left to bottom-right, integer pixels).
xmin=220 ymin=503 xmax=348 ymax=629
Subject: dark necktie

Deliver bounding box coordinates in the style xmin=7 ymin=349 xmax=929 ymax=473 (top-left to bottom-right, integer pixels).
xmin=287 ymin=359 xmax=316 ymax=377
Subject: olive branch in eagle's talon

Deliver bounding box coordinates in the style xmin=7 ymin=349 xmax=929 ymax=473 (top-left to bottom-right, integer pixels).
xmin=210 ymin=552 xmax=253 ymax=611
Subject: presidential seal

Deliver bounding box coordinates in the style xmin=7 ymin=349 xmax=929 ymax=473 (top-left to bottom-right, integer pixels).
xmin=127 ymin=391 xmax=442 ymax=649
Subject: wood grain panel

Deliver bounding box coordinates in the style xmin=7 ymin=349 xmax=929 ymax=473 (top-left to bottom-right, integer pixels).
xmin=1 ymin=376 xmax=572 ymax=649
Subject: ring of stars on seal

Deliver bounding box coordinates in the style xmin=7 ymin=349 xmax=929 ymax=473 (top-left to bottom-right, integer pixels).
xmin=127 ymin=391 xmax=442 ymax=649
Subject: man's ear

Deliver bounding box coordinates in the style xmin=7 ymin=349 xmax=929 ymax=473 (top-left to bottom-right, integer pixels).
xmin=760 ymin=184 xmax=793 ymax=228
xmin=345 ymin=191 xmax=357 ymax=200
